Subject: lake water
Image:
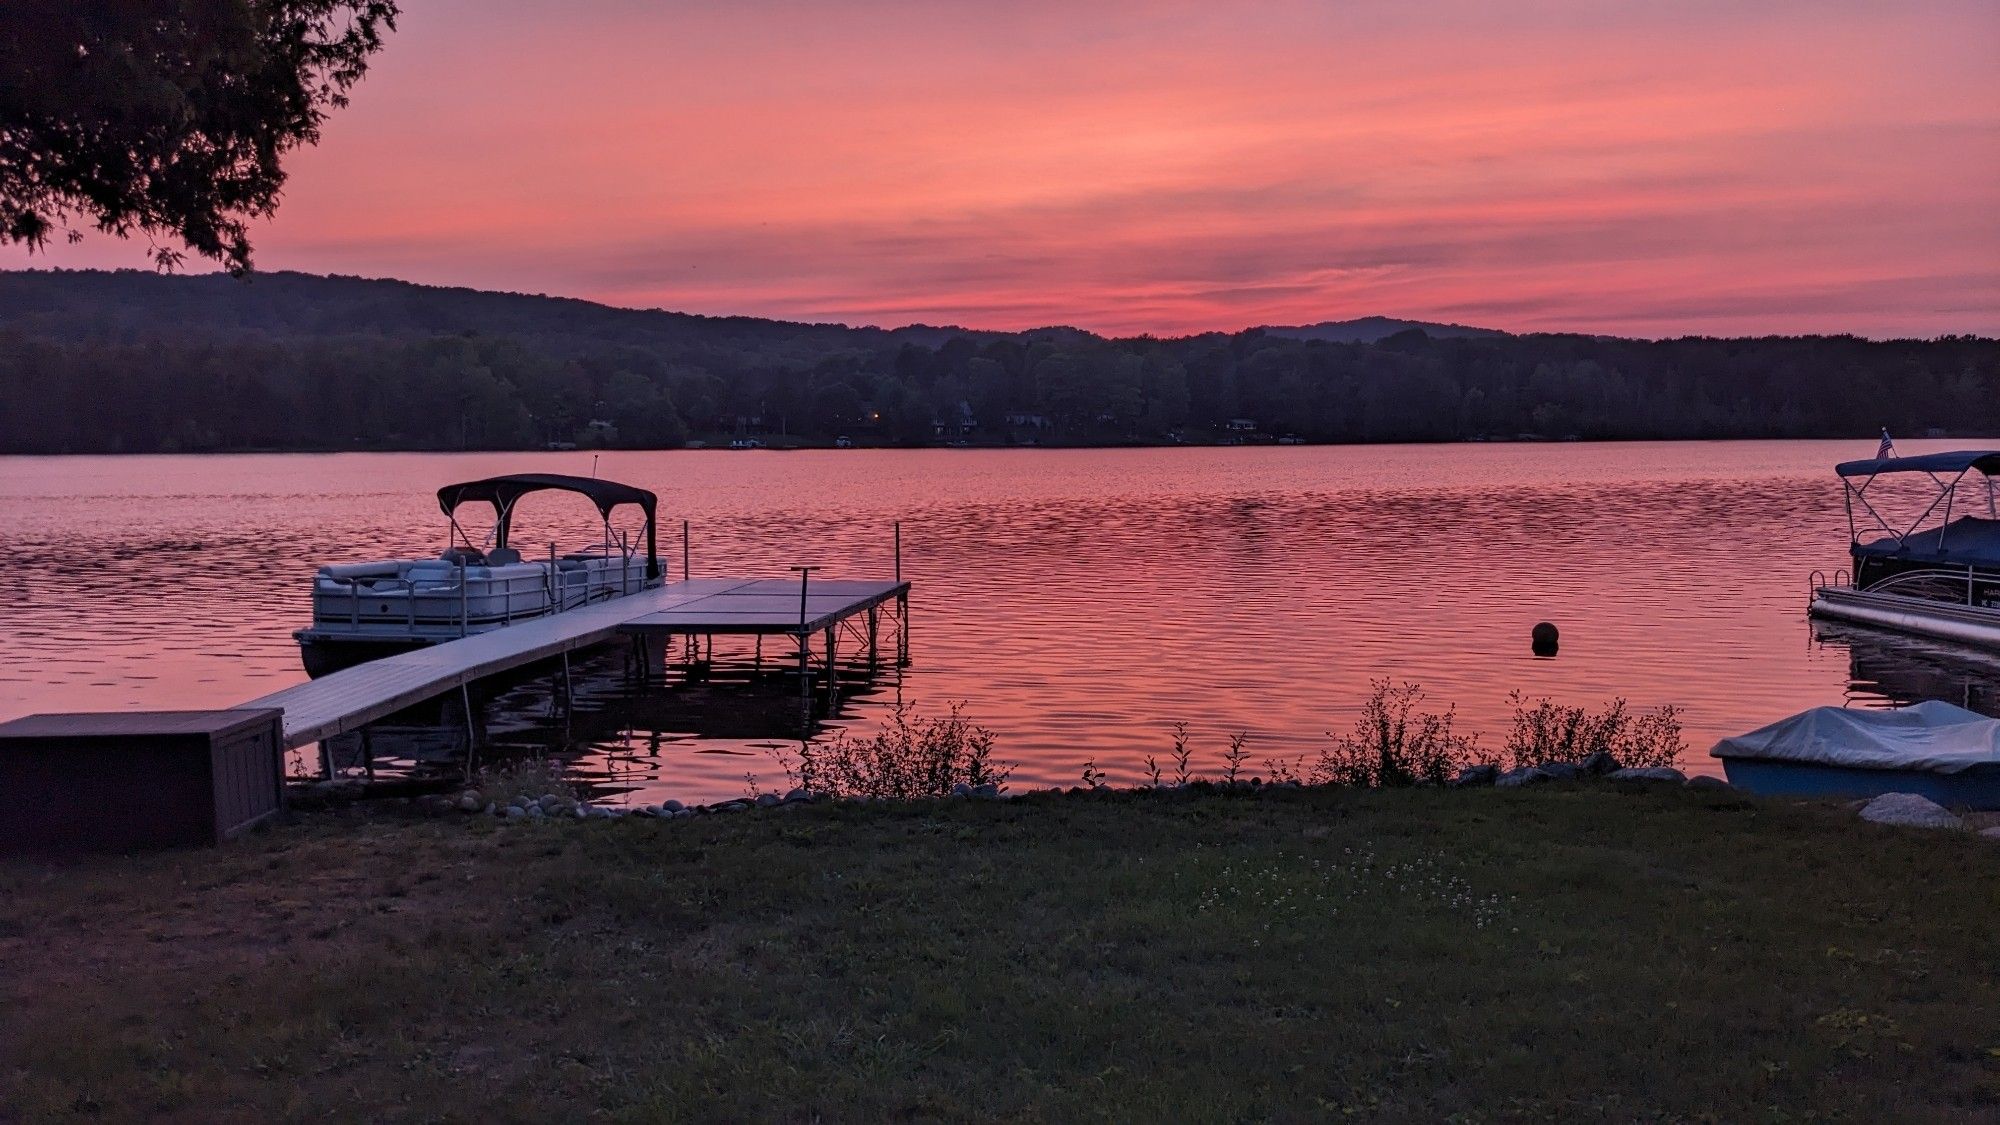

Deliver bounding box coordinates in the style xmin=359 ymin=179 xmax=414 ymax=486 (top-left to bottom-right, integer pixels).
xmin=7 ymin=441 xmax=2000 ymax=803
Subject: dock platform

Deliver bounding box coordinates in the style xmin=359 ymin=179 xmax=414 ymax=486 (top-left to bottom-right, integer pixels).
xmin=243 ymin=576 xmax=909 ymax=751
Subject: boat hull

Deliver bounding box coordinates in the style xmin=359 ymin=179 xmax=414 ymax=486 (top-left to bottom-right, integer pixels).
xmin=1809 ymin=586 xmax=2000 ymax=650
xmin=1722 ymin=758 xmax=2000 ymax=809
xmin=297 ymin=634 xmax=434 ymax=678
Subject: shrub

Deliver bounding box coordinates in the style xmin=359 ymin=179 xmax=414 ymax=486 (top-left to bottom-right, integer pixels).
xmin=786 ymin=703 xmax=1012 ymax=799
xmin=1504 ymin=692 xmax=1685 ymax=769
xmin=474 ymin=758 xmax=575 ymax=804
xmin=1312 ymin=680 xmax=1490 ymax=787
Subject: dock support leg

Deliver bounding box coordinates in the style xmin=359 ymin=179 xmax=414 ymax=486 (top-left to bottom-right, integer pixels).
xmin=320 ymin=739 xmax=333 ymax=781
xmin=796 ymin=631 xmax=811 ymax=734
xmin=867 ymin=607 xmax=879 ymax=667
xmin=754 ymin=634 xmax=763 ymax=672
xmin=898 ymin=591 xmax=910 ymax=667
xmin=361 ymin=728 xmax=375 ymax=781
xmin=461 ymin=683 xmax=477 ymax=745
xmin=825 ymin=626 xmax=837 ymax=708
xmin=560 ymin=649 xmax=573 ymax=715
xmin=461 ymin=681 xmax=479 ymax=779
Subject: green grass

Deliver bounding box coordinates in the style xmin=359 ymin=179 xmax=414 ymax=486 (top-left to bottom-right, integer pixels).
xmin=4 ymin=785 xmax=1999 ymax=1121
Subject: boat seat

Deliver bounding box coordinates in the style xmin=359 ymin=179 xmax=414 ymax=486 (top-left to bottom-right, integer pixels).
xmin=486 ymin=547 xmax=522 ymax=565
xmin=440 ymin=546 xmax=486 ymax=566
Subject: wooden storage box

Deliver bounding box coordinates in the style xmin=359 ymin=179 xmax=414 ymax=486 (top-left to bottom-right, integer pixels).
xmin=0 ymin=709 xmax=286 ymax=852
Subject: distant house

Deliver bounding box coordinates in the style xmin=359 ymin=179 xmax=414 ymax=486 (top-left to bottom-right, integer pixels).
xmin=932 ymin=400 xmax=978 ymax=437
xmin=1226 ymin=418 xmax=1258 ymax=432
xmin=1005 ymin=412 xmax=1051 ymax=429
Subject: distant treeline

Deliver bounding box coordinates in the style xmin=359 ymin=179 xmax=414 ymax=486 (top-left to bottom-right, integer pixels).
xmin=0 ymin=270 xmax=1994 ymax=454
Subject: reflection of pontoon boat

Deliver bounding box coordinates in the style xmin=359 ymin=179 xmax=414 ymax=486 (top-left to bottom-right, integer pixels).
xmin=1810 ymin=451 xmax=2000 ymax=649
xmin=294 ymin=474 xmax=661 ymax=677
xmin=1815 ymin=619 xmax=2000 ymax=718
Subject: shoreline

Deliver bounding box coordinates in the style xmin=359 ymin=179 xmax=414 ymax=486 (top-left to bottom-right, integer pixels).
xmin=6 ymin=432 xmax=1999 ymax=459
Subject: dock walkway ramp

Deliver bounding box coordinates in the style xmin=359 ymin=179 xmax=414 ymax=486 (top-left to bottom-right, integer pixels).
xmin=244 ymin=577 xmax=908 ymax=749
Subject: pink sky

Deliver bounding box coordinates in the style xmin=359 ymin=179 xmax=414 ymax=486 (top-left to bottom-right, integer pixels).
xmin=8 ymin=0 xmax=1998 ymax=337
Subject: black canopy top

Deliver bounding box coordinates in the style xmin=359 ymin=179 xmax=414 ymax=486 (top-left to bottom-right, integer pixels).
xmin=436 ymin=473 xmax=659 ymax=577
xmin=436 ymin=473 xmax=657 ymax=520
xmin=1835 ymin=450 xmax=2000 ymax=478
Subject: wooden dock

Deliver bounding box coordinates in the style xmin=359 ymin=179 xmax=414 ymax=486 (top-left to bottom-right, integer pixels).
xmin=242 ymin=577 xmax=909 ymax=751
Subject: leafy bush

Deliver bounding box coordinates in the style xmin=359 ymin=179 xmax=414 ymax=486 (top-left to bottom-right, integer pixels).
xmin=1313 ymin=680 xmax=1490 ymax=787
xmin=473 ymin=758 xmax=575 ymax=804
xmin=786 ymin=703 xmax=1012 ymax=799
xmin=1504 ymin=692 xmax=1685 ymax=769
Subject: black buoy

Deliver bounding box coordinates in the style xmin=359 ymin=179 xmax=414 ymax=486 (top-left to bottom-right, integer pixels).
xmin=1531 ymin=621 xmax=1560 ymax=656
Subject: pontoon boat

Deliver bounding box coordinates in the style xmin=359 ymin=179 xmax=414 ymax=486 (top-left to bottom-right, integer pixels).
xmin=1809 ymin=451 xmax=2000 ymax=648
xmin=294 ymin=473 xmax=661 ymax=676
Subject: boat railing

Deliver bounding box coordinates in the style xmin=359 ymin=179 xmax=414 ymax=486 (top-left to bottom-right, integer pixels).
xmin=320 ymin=544 xmax=648 ymax=634
xmin=325 ymin=564 xmax=555 ymax=632
xmin=1852 ymin=563 xmax=2000 ymax=606
xmin=1808 ymin=569 xmax=1850 ymax=596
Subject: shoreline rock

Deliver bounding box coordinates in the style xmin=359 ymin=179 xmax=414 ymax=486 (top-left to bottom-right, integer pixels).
xmin=1857 ymin=793 xmax=1962 ymax=830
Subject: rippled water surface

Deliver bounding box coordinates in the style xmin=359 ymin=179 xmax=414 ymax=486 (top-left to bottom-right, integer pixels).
xmin=7 ymin=442 xmax=2000 ymax=802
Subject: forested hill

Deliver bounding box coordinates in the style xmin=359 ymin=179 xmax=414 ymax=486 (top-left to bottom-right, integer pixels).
xmin=0 ymin=268 xmax=1994 ymax=455
xmin=0 ymin=269 xmax=963 ymax=361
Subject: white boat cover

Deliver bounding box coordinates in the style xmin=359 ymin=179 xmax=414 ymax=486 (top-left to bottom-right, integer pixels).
xmin=1711 ymin=701 xmax=2000 ymax=774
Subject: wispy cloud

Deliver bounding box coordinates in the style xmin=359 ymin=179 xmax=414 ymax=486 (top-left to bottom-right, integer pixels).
xmin=6 ymin=0 xmax=1995 ymax=337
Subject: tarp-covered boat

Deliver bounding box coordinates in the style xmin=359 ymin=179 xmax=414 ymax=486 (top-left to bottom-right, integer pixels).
xmin=1712 ymin=700 xmax=2000 ymax=807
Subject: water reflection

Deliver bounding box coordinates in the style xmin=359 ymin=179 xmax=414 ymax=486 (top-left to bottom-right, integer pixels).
xmin=312 ymin=639 xmax=904 ymax=804
xmin=8 ymin=440 xmax=2000 ymax=802
xmin=1814 ymin=622 xmax=2000 ymax=717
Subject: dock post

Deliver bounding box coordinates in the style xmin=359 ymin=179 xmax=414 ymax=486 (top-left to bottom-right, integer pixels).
xmin=789 ymin=565 xmax=821 ymax=730
xmin=898 ymin=590 xmax=910 ymax=666
xmin=825 ymin=626 xmax=837 ymax=707
xmin=795 ymin=631 xmax=811 ymax=732
xmin=560 ymin=649 xmax=573 ymax=715
xmin=682 ymin=520 xmax=690 ymax=582
xmin=867 ymin=606 xmax=879 ymax=666
xmin=458 ymin=559 xmax=468 ymax=637
xmin=894 ymin=521 xmax=901 ymax=582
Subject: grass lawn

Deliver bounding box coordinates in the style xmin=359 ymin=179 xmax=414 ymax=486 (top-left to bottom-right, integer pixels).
xmin=4 ymin=784 xmax=1999 ymax=1121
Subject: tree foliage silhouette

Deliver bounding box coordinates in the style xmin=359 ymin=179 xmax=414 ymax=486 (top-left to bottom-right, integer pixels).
xmin=0 ymin=1 xmax=397 ymax=273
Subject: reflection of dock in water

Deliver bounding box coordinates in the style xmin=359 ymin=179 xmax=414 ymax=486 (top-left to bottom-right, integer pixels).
xmin=1813 ymin=621 xmax=2000 ymax=717
xmin=335 ymin=631 xmax=906 ymax=794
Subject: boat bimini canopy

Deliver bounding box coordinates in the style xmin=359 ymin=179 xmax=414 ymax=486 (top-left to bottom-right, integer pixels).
xmin=1836 ymin=450 xmax=2000 ymax=567
xmin=436 ymin=473 xmax=659 ymax=579
xmin=1836 ymin=451 xmax=2000 ymax=479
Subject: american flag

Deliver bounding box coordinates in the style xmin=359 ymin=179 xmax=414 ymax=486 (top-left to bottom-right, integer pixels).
xmin=1877 ymin=429 xmax=1896 ymax=460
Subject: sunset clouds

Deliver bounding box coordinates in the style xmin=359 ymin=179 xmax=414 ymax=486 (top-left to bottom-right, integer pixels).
xmin=9 ymin=0 xmax=1996 ymax=336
